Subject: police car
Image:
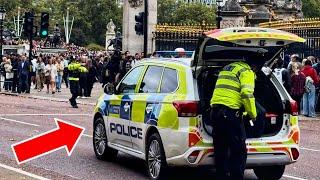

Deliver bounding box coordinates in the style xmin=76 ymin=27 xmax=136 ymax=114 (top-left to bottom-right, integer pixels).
xmin=93 ymin=27 xmax=305 ymax=180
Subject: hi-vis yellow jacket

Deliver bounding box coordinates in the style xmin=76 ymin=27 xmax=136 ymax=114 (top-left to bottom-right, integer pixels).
xmin=68 ymin=62 xmax=88 ymax=81
xmin=210 ymin=61 xmax=257 ymax=119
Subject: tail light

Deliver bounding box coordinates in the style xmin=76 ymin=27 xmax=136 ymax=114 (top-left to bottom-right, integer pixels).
xmin=173 ymin=101 xmax=199 ymax=117
xmin=290 ymin=100 xmax=299 ymax=116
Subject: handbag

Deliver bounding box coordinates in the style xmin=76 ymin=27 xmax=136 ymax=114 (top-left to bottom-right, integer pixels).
xmin=6 ymin=72 xmax=14 ymax=79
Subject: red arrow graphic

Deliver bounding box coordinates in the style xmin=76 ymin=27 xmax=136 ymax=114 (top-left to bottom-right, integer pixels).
xmin=11 ymin=118 xmax=85 ymax=164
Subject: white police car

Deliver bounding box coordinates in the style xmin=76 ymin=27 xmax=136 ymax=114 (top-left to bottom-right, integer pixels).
xmin=93 ymin=27 xmax=304 ymax=180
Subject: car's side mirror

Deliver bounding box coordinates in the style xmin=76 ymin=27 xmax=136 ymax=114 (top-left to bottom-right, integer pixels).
xmin=104 ymin=83 xmax=115 ymax=95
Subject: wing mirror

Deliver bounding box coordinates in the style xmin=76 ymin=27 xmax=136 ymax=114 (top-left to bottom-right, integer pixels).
xmin=104 ymin=83 xmax=115 ymax=95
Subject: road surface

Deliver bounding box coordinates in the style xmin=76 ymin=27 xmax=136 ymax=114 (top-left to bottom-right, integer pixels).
xmin=0 ymin=94 xmax=319 ymax=180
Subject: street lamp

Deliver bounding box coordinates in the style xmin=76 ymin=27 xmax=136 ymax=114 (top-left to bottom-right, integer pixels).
xmin=0 ymin=6 xmax=6 ymax=61
xmin=216 ymin=0 xmax=223 ymax=29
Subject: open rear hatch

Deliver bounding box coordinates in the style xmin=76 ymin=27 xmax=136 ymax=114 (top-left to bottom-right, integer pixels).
xmin=194 ymin=27 xmax=305 ymax=137
xmin=192 ymin=27 xmax=306 ymax=69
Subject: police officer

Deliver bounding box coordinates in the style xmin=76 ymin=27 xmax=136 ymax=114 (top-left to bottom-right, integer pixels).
xmin=211 ymin=60 xmax=260 ymax=180
xmin=68 ymin=56 xmax=88 ymax=108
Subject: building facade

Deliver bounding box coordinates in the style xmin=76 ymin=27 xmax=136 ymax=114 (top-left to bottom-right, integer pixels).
xmin=221 ymin=0 xmax=303 ymax=28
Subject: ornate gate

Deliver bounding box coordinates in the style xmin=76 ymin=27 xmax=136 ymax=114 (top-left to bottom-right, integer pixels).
xmin=154 ymin=23 xmax=215 ymax=51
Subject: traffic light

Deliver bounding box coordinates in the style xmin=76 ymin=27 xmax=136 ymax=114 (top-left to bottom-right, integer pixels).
xmin=135 ymin=12 xmax=145 ymax=35
xmin=40 ymin=12 xmax=49 ymax=38
xmin=23 ymin=12 xmax=34 ymax=37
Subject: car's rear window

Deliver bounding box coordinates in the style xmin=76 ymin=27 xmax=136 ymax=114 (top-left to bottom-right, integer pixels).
xmin=160 ymin=68 xmax=178 ymax=93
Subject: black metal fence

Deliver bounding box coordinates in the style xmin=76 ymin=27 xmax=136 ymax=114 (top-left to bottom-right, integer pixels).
xmin=154 ymin=24 xmax=320 ymax=58
xmin=286 ymin=28 xmax=320 ymax=58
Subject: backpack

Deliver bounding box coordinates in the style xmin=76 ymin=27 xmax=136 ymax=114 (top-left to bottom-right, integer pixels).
xmin=273 ymin=68 xmax=286 ymax=84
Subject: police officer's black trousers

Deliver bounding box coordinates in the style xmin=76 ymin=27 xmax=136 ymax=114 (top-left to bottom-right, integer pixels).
xmin=211 ymin=106 xmax=247 ymax=180
xmin=69 ymin=81 xmax=79 ymax=106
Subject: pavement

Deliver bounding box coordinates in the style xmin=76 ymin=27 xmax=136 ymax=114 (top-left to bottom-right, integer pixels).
xmin=0 ymin=84 xmax=319 ymax=179
xmin=0 ymin=83 xmax=102 ymax=106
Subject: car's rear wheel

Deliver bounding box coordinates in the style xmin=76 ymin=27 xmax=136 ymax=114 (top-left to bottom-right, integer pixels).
xmin=253 ymin=165 xmax=285 ymax=180
xmin=93 ymin=117 xmax=118 ymax=161
xmin=146 ymin=133 xmax=167 ymax=180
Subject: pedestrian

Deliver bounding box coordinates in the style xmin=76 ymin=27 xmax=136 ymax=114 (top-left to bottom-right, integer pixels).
xmin=11 ymin=55 xmax=19 ymax=93
xmin=35 ymin=57 xmax=45 ymax=92
xmin=290 ymin=62 xmax=306 ymax=113
xmin=55 ymin=57 xmax=64 ymax=92
xmin=17 ymin=55 xmax=30 ymax=93
xmin=131 ymin=53 xmax=140 ymax=67
xmin=101 ymin=56 xmax=110 ymax=87
xmin=63 ymin=55 xmax=69 ymax=88
xmin=119 ymin=54 xmax=132 ymax=80
xmin=78 ymin=57 xmax=88 ymax=98
xmin=45 ymin=58 xmax=57 ymax=94
xmin=210 ymin=59 xmax=261 ymax=179
xmin=31 ymin=56 xmax=37 ymax=89
xmin=4 ymin=58 xmax=13 ymax=91
xmin=68 ymin=56 xmax=86 ymax=108
xmin=287 ymin=54 xmax=301 ymax=72
xmin=85 ymin=59 xmax=97 ymax=97
xmin=301 ymin=59 xmax=319 ymax=117
xmin=273 ymin=58 xmax=291 ymax=92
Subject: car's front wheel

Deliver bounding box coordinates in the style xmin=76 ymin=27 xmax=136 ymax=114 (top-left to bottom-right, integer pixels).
xmin=93 ymin=117 xmax=118 ymax=161
xmin=146 ymin=133 xmax=167 ymax=180
xmin=253 ymin=165 xmax=285 ymax=180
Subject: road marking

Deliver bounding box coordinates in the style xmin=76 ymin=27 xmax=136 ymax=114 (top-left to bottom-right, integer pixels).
xmin=0 ymin=117 xmax=93 ymax=138
xmin=283 ymin=174 xmax=308 ymax=180
xmin=0 ymin=114 xmax=91 ymax=116
xmin=0 ymin=163 xmax=49 ymax=180
xmin=83 ymin=134 xmax=93 ymax=138
xmin=300 ymin=147 xmax=320 ymax=152
xmin=0 ymin=117 xmax=40 ymax=127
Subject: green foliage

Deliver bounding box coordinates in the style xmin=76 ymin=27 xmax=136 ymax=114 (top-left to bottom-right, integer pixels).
xmin=86 ymin=43 xmax=105 ymax=51
xmin=158 ymin=1 xmax=216 ymax=24
xmin=302 ymin=0 xmax=320 ymax=17
xmin=0 ymin=0 xmax=122 ymax=46
xmin=157 ymin=0 xmax=178 ymax=23
xmin=175 ymin=3 xmax=216 ymax=24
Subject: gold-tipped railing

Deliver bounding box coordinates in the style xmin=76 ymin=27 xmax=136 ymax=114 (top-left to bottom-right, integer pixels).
xmin=155 ymin=22 xmax=216 ymax=36
xmin=259 ymin=18 xmax=320 ymax=30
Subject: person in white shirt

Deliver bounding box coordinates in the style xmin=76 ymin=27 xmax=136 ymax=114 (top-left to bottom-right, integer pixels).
xmin=31 ymin=57 xmax=37 ymax=88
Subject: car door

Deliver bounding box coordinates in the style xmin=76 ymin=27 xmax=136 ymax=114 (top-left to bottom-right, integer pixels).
xmin=106 ymin=65 xmax=145 ymax=149
xmin=131 ymin=65 xmax=165 ymax=152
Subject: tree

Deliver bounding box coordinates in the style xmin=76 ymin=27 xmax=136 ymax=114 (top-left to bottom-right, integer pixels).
xmin=0 ymin=0 xmax=122 ymax=46
xmin=302 ymin=0 xmax=320 ymax=18
xmin=158 ymin=1 xmax=216 ymax=25
xmin=174 ymin=3 xmax=216 ymax=24
xmin=157 ymin=0 xmax=178 ymax=23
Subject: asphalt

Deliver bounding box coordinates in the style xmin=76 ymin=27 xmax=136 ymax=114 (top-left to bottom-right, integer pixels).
xmin=0 ymin=86 xmax=319 ymax=180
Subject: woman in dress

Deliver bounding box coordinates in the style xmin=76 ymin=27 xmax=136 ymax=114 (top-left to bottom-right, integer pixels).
xmin=45 ymin=58 xmax=58 ymax=94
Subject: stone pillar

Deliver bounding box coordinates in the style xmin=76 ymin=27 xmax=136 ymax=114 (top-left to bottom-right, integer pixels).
xmin=122 ymin=0 xmax=157 ymax=55
xmin=221 ymin=13 xmax=246 ymax=28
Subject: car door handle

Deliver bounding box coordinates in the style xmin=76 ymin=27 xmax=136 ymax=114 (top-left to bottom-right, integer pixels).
xmin=124 ymin=103 xmax=130 ymax=112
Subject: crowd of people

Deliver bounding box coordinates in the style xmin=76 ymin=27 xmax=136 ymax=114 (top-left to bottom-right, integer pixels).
xmin=269 ymin=54 xmax=320 ymax=117
xmin=0 ymin=49 xmax=144 ymax=98
xmin=3 ymin=42 xmax=320 ymax=115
